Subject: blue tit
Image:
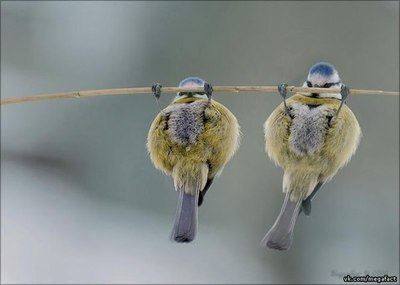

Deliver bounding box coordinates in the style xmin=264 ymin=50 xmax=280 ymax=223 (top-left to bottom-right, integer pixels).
xmin=261 ymin=62 xmax=362 ymax=250
xmin=147 ymin=77 xmax=241 ymax=243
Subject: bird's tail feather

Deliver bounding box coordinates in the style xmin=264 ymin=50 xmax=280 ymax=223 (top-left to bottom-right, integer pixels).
xmin=260 ymin=192 xmax=302 ymax=250
xmin=171 ymin=162 xmax=208 ymax=243
xmin=171 ymin=189 xmax=199 ymax=243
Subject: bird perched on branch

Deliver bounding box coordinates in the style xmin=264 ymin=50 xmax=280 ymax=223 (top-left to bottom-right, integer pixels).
xmin=261 ymin=62 xmax=362 ymax=250
xmin=147 ymin=77 xmax=241 ymax=243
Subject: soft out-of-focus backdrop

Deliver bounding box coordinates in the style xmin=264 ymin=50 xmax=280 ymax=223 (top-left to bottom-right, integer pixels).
xmin=1 ymin=1 xmax=399 ymax=284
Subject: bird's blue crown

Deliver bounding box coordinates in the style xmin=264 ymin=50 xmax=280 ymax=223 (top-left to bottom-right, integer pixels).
xmin=309 ymin=62 xmax=336 ymax=77
xmin=179 ymin=77 xmax=205 ymax=87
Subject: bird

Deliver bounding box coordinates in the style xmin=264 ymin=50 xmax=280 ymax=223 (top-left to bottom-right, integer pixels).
xmin=261 ymin=62 xmax=362 ymax=250
xmin=147 ymin=76 xmax=241 ymax=243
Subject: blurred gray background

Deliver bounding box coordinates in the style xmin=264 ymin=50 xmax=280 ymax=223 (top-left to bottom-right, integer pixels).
xmin=1 ymin=1 xmax=399 ymax=284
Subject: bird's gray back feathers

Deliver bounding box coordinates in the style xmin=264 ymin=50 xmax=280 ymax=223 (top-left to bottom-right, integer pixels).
xmin=289 ymin=103 xmax=335 ymax=156
xmin=164 ymin=100 xmax=208 ymax=147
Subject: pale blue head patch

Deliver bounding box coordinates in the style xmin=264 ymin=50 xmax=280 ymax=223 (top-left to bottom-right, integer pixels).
xmin=302 ymin=62 xmax=342 ymax=99
xmin=179 ymin=77 xmax=205 ymax=87
xmin=309 ymin=62 xmax=337 ymax=77
xmin=174 ymin=76 xmax=208 ymax=102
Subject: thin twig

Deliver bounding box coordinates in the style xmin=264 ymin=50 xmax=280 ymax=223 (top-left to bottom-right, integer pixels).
xmin=1 ymin=86 xmax=398 ymax=105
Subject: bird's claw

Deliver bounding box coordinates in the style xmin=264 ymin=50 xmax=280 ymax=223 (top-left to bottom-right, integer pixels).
xmin=341 ymin=84 xmax=349 ymax=102
xmin=278 ymin=82 xmax=288 ymax=100
xmin=331 ymin=84 xmax=350 ymax=126
xmin=152 ymin=82 xmax=162 ymax=99
xmin=278 ymin=83 xmax=290 ymax=117
xmin=204 ymin=82 xmax=213 ymax=101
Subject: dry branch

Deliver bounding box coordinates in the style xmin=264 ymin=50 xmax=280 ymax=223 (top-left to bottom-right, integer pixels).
xmin=1 ymin=86 xmax=399 ymax=106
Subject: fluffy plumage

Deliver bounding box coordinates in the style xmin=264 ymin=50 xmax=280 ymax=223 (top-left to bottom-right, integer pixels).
xmin=261 ymin=63 xmax=361 ymax=250
xmin=147 ymin=77 xmax=240 ymax=243
xmin=265 ymin=94 xmax=361 ymax=202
